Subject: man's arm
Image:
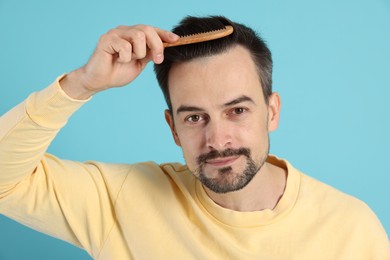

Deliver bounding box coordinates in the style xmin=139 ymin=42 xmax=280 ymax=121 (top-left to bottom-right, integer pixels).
xmin=0 ymin=24 xmax=178 ymax=197
xmin=0 ymin=25 xmax=178 ymax=255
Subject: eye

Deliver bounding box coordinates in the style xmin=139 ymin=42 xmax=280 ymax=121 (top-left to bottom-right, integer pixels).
xmin=232 ymin=107 xmax=246 ymax=114
xmin=226 ymin=107 xmax=249 ymax=119
xmin=228 ymin=107 xmax=248 ymax=116
xmin=185 ymin=114 xmax=202 ymax=123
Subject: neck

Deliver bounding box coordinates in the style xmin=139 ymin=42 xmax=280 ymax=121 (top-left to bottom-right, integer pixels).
xmin=203 ymin=162 xmax=287 ymax=212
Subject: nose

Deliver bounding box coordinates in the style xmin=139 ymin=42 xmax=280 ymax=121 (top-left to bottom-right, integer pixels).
xmin=205 ymin=120 xmax=232 ymax=151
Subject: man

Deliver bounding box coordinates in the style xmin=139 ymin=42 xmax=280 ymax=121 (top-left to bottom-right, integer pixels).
xmin=0 ymin=15 xmax=389 ymax=259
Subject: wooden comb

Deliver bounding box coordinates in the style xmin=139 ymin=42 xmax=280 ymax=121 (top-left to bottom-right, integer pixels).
xmin=163 ymin=25 xmax=234 ymax=48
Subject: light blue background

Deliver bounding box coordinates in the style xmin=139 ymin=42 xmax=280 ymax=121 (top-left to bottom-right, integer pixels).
xmin=1 ymin=0 xmax=389 ymax=259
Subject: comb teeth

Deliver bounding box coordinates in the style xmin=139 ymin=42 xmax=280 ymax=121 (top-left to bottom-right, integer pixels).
xmin=164 ymin=25 xmax=234 ymax=48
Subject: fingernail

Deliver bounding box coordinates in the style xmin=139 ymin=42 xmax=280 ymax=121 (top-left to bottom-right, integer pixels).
xmin=169 ymin=32 xmax=179 ymax=40
xmin=156 ymin=53 xmax=164 ymax=63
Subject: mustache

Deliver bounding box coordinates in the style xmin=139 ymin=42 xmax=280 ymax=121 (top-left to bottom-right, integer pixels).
xmin=197 ymin=148 xmax=251 ymax=165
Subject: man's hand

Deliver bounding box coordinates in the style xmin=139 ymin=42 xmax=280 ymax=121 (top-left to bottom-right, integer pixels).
xmin=60 ymin=25 xmax=179 ymax=100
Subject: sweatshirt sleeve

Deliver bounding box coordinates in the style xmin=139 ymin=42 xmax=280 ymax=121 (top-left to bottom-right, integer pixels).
xmin=0 ymin=75 xmax=87 ymax=189
xmin=0 ymin=76 xmax=120 ymax=257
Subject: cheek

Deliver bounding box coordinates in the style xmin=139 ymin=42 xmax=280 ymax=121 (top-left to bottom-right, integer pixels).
xmin=238 ymin=119 xmax=269 ymax=147
xmin=176 ymin=130 xmax=203 ymax=164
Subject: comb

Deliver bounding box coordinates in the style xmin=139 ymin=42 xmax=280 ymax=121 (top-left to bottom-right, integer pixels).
xmin=163 ymin=25 xmax=234 ymax=48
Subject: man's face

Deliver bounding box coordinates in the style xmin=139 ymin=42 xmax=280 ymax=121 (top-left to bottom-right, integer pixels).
xmin=165 ymin=45 xmax=280 ymax=194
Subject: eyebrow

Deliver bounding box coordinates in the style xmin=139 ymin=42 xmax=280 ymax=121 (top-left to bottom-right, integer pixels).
xmin=176 ymin=95 xmax=255 ymax=115
xmin=223 ymin=95 xmax=255 ymax=107
xmin=176 ymin=105 xmax=204 ymax=115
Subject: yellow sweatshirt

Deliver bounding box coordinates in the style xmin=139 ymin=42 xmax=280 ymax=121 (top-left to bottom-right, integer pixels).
xmin=0 ymin=77 xmax=389 ymax=259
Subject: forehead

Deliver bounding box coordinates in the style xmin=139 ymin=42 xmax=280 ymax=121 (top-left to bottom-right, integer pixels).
xmin=168 ymin=45 xmax=263 ymax=109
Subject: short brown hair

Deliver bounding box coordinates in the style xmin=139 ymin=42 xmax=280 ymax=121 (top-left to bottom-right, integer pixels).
xmin=154 ymin=15 xmax=273 ymax=112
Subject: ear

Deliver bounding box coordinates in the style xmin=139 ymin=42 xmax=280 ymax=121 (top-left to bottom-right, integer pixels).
xmin=267 ymin=92 xmax=281 ymax=132
xmin=164 ymin=109 xmax=182 ymax=146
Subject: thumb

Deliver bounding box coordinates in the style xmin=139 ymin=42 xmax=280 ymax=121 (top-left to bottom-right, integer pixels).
xmin=141 ymin=49 xmax=164 ymax=65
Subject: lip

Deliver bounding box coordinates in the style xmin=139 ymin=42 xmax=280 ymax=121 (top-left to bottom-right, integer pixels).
xmin=206 ymin=155 xmax=240 ymax=167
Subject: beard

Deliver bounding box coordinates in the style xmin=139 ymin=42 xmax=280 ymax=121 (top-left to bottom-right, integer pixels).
xmin=194 ymin=142 xmax=269 ymax=194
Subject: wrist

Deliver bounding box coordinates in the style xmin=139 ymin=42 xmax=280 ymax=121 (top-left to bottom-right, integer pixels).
xmin=59 ymin=69 xmax=98 ymax=100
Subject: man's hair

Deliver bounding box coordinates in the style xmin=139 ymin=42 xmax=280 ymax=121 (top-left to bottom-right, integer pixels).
xmin=154 ymin=15 xmax=273 ymax=112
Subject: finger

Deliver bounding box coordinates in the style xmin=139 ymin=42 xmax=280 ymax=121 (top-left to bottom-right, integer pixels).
xmin=139 ymin=51 xmax=155 ymax=67
xmin=99 ymin=32 xmax=133 ymax=63
xmin=114 ymin=25 xmax=159 ymax=63
xmin=130 ymin=25 xmax=164 ymax=63
xmin=115 ymin=25 xmax=179 ymax=64
xmin=149 ymin=27 xmax=180 ymax=64
xmin=127 ymin=28 xmax=148 ymax=60
xmin=112 ymin=37 xmax=134 ymax=63
xmin=154 ymin=27 xmax=180 ymax=43
xmin=131 ymin=26 xmax=179 ymax=63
